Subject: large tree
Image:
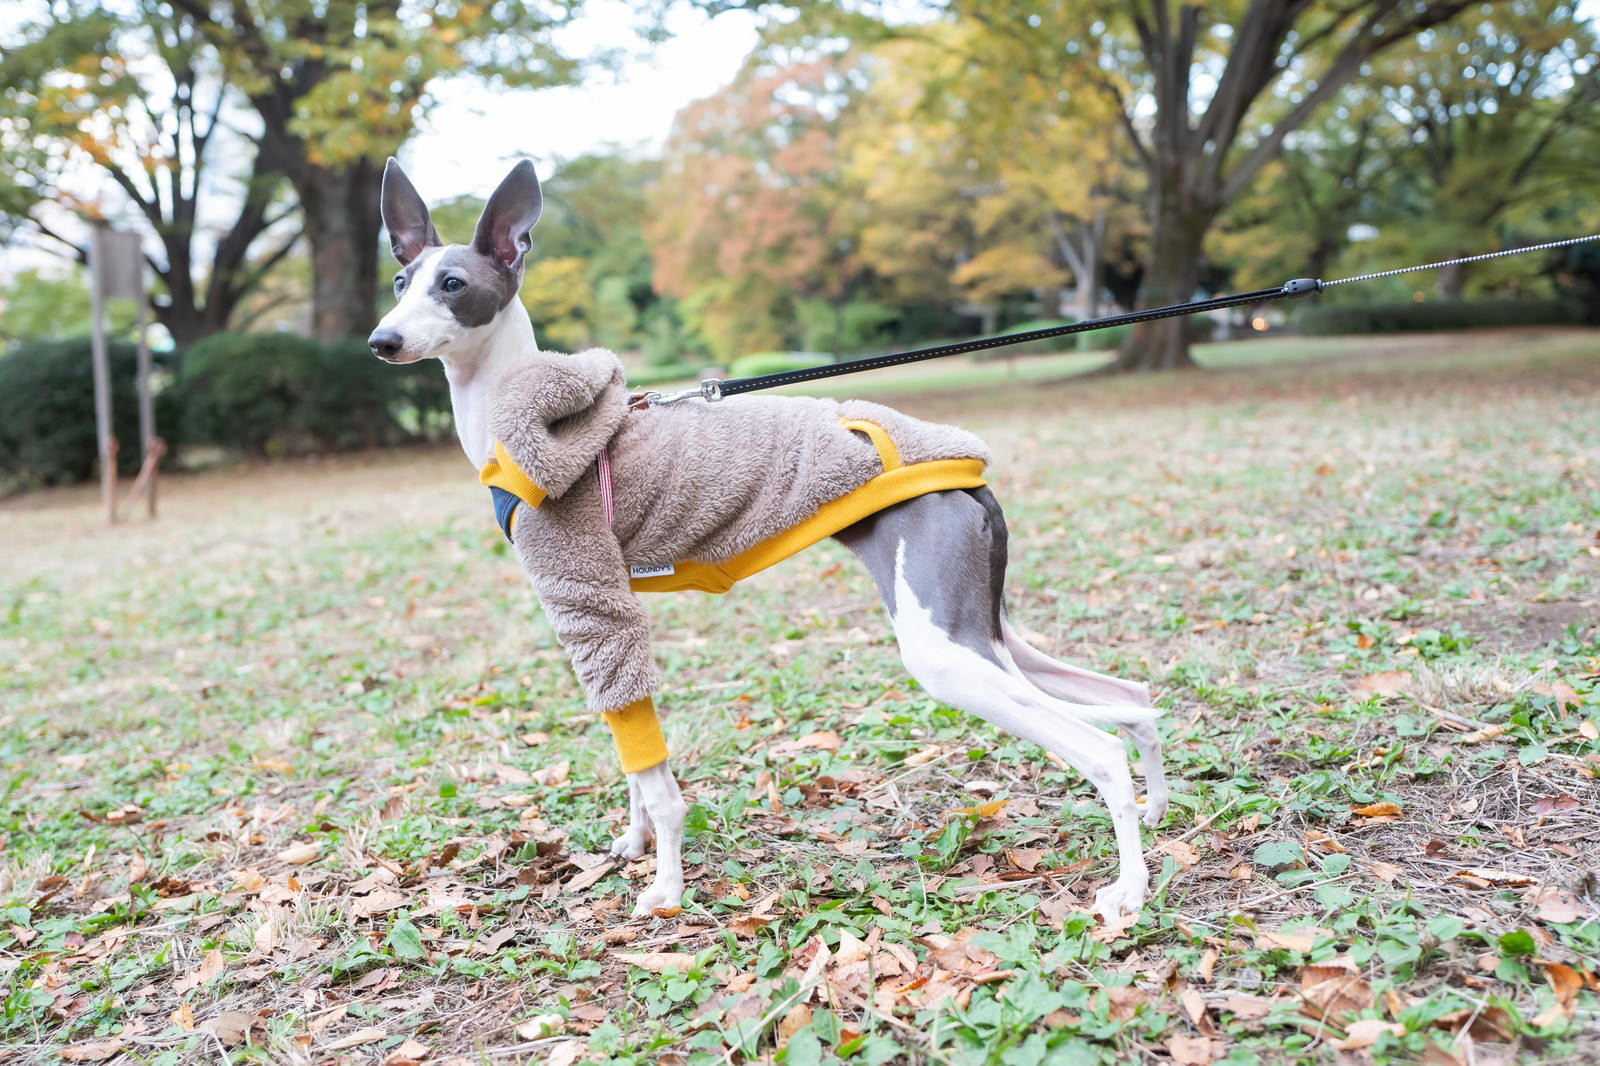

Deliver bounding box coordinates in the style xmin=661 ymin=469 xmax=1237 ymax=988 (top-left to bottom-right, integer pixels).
xmin=1360 ymin=0 xmax=1600 ymax=297
xmin=3 ymin=1 xmax=614 ymax=345
xmin=1051 ymin=0 xmax=1486 ymax=369
xmin=1 ymin=5 xmax=296 ymax=347
xmin=167 ymin=0 xmax=604 ymax=342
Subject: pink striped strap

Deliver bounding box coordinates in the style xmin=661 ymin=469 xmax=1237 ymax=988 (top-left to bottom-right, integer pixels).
xmin=597 ymin=445 xmax=615 ymax=529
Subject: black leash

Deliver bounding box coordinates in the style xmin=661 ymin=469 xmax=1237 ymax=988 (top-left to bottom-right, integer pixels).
xmin=638 ymin=234 xmax=1600 ymax=406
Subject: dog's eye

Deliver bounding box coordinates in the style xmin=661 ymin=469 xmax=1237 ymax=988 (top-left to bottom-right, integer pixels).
xmin=393 ymin=275 xmax=406 ymax=294
xmin=442 ymin=276 xmax=465 ymax=293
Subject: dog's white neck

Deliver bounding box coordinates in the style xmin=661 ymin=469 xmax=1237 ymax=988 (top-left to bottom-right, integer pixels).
xmin=439 ymin=306 xmax=536 ymax=468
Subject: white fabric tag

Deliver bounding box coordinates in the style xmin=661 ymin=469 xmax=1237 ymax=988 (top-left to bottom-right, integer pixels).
xmin=630 ymin=563 xmax=676 ymax=579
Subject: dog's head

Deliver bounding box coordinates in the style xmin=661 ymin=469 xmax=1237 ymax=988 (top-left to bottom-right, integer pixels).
xmin=368 ymin=159 xmax=543 ymax=364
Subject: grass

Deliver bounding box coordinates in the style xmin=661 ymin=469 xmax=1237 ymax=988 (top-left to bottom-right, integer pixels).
xmin=3 ymin=327 xmax=1599 ymax=1065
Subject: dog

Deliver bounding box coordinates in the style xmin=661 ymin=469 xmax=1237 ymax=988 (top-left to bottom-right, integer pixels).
xmin=367 ymin=158 xmax=1170 ymax=919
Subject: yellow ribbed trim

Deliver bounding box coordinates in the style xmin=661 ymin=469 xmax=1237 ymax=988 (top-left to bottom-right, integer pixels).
xmin=840 ymin=418 xmax=903 ymax=471
xmin=479 ymin=440 xmax=547 ymax=537
xmin=602 ymin=696 xmax=669 ymax=773
xmin=629 ymin=457 xmax=987 ymax=594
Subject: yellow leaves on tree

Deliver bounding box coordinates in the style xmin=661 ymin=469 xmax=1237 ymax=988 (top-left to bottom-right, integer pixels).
xmin=521 ymin=257 xmax=595 ymax=353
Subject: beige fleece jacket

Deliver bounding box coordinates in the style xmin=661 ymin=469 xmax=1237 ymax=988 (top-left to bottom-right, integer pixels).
xmin=489 ymin=348 xmax=990 ymax=713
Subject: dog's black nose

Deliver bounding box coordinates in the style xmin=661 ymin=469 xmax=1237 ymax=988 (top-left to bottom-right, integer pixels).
xmin=368 ymin=328 xmax=403 ymax=360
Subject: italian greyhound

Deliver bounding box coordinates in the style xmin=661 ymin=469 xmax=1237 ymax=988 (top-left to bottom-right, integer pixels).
xmin=367 ymin=159 xmax=1169 ymax=919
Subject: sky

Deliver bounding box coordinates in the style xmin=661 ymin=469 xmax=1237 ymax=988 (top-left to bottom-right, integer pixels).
xmin=401 ymin=3 xmax=760 ymax=202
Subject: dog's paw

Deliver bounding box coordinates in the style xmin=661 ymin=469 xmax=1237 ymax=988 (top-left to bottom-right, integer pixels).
xmin=1092 ymin=878 xmax=1147 ymax=921
xmin=630 ymin=878 xmax=683 ymax=918
xmin=609 ymin=825 xmax=652 ymax=861
xmin=1140 ymin=794 xmax=1170 ymax=828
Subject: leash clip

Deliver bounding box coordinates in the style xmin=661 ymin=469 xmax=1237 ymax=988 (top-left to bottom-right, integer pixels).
xmin=633 ymin=379 xmax=726 ymax=409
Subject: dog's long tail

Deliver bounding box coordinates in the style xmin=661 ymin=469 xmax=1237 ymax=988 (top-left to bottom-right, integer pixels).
xmin=998 ymin=617 xmax=1165 ymax=729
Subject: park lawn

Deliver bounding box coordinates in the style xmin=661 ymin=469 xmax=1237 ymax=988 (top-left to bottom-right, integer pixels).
xmin=2 ymin=327 xmax=1598 ymax=1065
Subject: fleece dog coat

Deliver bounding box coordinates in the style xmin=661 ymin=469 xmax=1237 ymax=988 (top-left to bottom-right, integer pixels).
xmin=480 ymin=348 xmax=990 ymax=771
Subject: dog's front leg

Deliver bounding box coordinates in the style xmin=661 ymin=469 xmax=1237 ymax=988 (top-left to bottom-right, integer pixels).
xmin=610 ymin=774 xmax=653 ymax=860
xmin=627 ymin=761 xmax=687 ymax=916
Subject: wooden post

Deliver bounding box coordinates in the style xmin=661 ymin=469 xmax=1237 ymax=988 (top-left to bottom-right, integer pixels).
xmin=134 ymin=285 xmax=156 ymax=517
xmin=88 ymin=224 xmax=117 ymax=525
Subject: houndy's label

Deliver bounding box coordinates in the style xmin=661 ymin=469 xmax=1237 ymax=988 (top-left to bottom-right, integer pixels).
xmin=630 ymin=563 xmax=676 ymax=579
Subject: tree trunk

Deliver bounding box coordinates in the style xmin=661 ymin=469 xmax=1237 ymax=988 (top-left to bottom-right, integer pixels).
xmin=298 ymin=158 xmax=382 ymax=342
xmin=1078 ymin=209 xmax=1106 ymax=320
xmin=1114 ymin=179 xmax=1214 ymax=372
xmin=1435 ymin=259 xmax=1466 ymax=300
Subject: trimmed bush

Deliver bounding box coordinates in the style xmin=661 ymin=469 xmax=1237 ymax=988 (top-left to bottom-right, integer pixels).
xmin=0 ymin=337 xmax=178 ymax=489
xmin=177 ymin=331 xmax=450 ymax=457
xmin=1293 ymin=299 xmax=1584 ymax=336
xmin=728 ymin=351 xmax=831 ymax=378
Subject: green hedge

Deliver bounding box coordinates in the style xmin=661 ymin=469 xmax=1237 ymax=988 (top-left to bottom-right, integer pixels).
xmin=1 ymin=331 xmax=456 ymax=489
xmin=1292 ymin=299 xmax=1584 ymax=336
xmin=0 ymin=337 xmax=180 ymax=489
xmin=728 ymin=351 xmax=831 ymax=378
xmin=176 ymin=331 xmax=450 ymax=456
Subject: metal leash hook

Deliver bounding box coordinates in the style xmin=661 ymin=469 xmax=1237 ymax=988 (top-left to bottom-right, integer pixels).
xmin=633 ymin=378 xmax=725 ymax=409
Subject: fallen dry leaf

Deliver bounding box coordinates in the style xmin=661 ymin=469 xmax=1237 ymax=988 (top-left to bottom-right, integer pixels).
xmin=1300 ymin=958 xmax=1374 ymax=1020
xmin=1166 ymin=1034 xmax=1221 ymax=1064
xmin=60 ymin=1041 xmax=123 ymax=1062
xmin=1350 ymin=800 xmax=1402 ymax=819
xmin=833 ymin=930 xmax=869 ymax=968
xmin=275 ymin=841 xmax=318 ymax=865
xmin=1535 ymin=889 xmax=1588 ymax=924
xmin=1332 ymin=1018 xmax=1407 ymax=1050
xmin=1219 ymin=994 xmax=1273 ymax=1019
xmin=1459 ymin=724 xmax=1508 ymax=744
xmin=1531 ymin=682 xmax=1580 ymax=711
xmin=777 ymin=1002 xmax=812 ymax=1043
xmin=771 ymin=730 xmax=841 ymax=755
xmin=1354 ymin=671 xmax=1411 ymax=699
xmin=1529 ymin=793 xmax=1580 ymax=816
xmin=545 ymin=1040 xmax=584 ymax=1066
xmin=170 ymin=1002 xmax=194 ymax=1032
xmin=1541 ymin=961 xmax=1583 ymax=1015
xmin=1256 ymin=929 xmax=1323 ymax=953
xmin=1196 ymin=948 xmax=1218 ymax=982
xmin=515 ymin=1013 xmax=563 ymax=1039
xmin=201 ymin=1010 xmax=260 ymax=1046
xmin=172 ymin=947 xmax=225 ymax=995
xmin=612 ymin=951 xmax=695 ymax=973
xmin=253 ymin=917 xmax=277 ymax=956
xmin=945 ymin=797 xmax=1010 ymax=821
xmin=325 ymin=1026 xmax=386 ymax=1050
xmin=383 ymin=1038 xmax=433 ymax=1065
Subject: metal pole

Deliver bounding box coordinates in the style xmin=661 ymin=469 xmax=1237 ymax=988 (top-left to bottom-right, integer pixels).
xmin=135 ymin=287 xmax=156 ymax=518
xmin=88 ymin=224 xmax=117 ymax=525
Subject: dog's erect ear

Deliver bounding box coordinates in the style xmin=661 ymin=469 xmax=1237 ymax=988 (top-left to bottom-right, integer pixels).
xmin=472 ymin=160 xmax=543 ymax=272
xmin=381 ymin=158 xmax=441 ymax=265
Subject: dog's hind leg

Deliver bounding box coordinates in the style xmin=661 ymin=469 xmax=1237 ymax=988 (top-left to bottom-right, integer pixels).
xmin=836 ymin=489 xmax=1152 ymax=917
xmin=999 ymin=623 xmax=1170 ymax=828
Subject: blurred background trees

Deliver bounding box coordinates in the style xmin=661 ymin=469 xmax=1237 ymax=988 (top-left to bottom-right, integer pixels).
xmin=2 ymin=0 xmax=1597 ymax=487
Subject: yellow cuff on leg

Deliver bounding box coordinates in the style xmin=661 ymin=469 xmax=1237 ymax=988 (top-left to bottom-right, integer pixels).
xmin=603 ymin=697 xmax=669 ymax=773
